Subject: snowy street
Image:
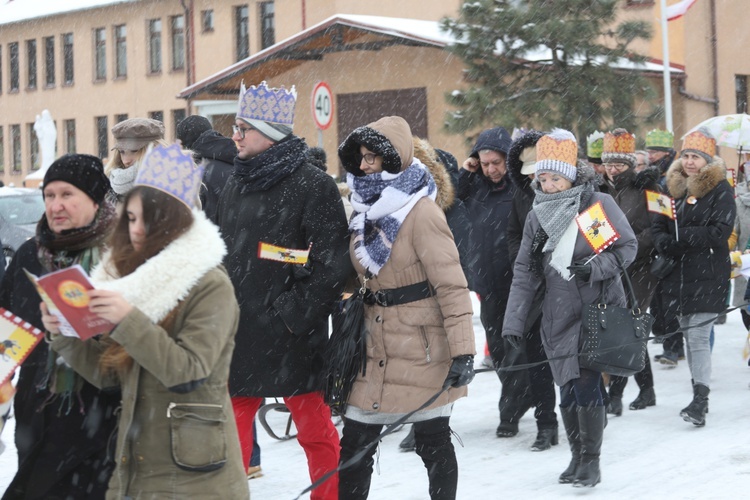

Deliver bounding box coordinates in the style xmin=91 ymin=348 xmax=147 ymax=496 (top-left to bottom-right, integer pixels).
xmin=1 ymin=296 xmax=748 ymax=498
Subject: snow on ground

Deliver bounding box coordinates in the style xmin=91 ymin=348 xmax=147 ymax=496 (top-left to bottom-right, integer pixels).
xmin=1 ymin=296 xmax=749 ymax=498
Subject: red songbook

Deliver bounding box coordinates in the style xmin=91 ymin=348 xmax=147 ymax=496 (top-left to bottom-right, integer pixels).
xmin=25 ymin=265 xmax=114 ymax=340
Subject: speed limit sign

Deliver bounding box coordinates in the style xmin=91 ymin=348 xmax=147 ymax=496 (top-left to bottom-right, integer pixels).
xmin=311 ymin=81 xmax=334 ymax=130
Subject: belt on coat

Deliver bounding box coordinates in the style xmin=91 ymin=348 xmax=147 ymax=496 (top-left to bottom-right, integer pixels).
xmin=362 ymin=280 xmax=434 ymax=307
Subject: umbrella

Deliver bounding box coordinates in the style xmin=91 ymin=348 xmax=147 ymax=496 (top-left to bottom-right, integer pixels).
xmin=684 ymin=113 xmax=750 ymax=151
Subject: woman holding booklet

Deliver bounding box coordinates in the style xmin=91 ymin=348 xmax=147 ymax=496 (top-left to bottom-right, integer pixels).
xmin=44 ymin=144 xmax=249 ymax=499
xmin=0 ymin=154 xmax=119 ymax=499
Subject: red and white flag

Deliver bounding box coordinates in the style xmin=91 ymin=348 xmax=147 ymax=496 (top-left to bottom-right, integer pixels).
xmin=666 ymin=0 xmax=699 ymax=21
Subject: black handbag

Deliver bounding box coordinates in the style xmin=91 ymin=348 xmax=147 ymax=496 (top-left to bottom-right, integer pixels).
xmin=649 ymin=253 xmax=676 ymax=280
xmin=579 ymin=253 xmax=654 ymax=377
xmin=322 ymin=288 xmax=368 ymax=416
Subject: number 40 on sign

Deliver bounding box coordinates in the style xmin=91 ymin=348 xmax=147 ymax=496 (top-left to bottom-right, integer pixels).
xmin=311 ymin=81 xmax=334 ymax=131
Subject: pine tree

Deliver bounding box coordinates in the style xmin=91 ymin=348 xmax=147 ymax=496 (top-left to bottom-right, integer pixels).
xmin=442 ymin=0 xmax=658 ymax=142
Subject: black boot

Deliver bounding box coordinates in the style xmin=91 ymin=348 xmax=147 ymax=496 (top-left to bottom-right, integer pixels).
xmin=629 ymin=387 xmax=656 ymax=410
xmin=398 ymin=425 xmax=416 ymax=452
xmin=573 ymin=406 xmax=604 ymax=488
xmin=558 ymin=405 xmax=580 ymax=484
xmin=606 ymin=396 xmax=622 ymax=416
xmin=680 ymin=384 xmax=710 ymax=426
xmin=414 ymin=428 xmax=458 ymax=500
xmin=339 ymin=419 xmax=382 ymax=500
xmin=495 ymin=421 xmax=519 ymax=438
xmin=530 ymin=426 xmax=559 ymax=451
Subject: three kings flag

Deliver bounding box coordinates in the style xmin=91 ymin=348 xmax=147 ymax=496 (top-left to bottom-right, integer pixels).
xmin=0 ymin=308 xmax=43 ymax=386
xmin=645 ymin=190 xmax=677 ymax=220
xmin=575 ymin=201 xmax=621 ymax=254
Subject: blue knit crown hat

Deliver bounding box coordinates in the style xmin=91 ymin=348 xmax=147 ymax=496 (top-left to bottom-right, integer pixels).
xmin=135 ymin=144 xmax=204 ymax=209
xmin=237 ymin=81 xmax=297 ymax=142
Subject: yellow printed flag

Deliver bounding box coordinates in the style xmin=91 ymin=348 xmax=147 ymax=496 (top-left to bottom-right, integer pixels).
xmin=645 ymin=190 xmax=676 ymax=220
xmin=727 ymin=168 xmax=737 ymax=190
xmin=0 ymin=308 xmax=43 ymax=386
xmin=257 ymin=241 xmax=311 ymax=265
xmin=575 ymin=201 xmax=620 ymax=254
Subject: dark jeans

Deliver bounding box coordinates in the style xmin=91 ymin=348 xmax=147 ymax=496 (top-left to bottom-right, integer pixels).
xmin=560 ymin=369 xmax=605 ymax=408
xmin=651 ymin=281 xmax=683 ymax=353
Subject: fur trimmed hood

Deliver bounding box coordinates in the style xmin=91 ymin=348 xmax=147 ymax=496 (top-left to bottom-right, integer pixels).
xmin=666 ymin=156 xmax=727 ymax=199
xmin=90 ymin=210 xmax=227 ymax=323
xmin=412 ymin=137 xmax=456 ymax=211
xmin=338 ymin=116 xmax=414 ymax=176
xmin=507 ymin=130 xmax=544 ymax=194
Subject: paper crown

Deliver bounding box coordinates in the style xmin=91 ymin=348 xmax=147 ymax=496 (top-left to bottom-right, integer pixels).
xmin=237 ymin=80 xmax=296 ymax=128
xmin=682 ymin=129 xmax=716 ymax=158
xmin=135 ymin=144 xmax=204 ymax=209
xmin=586 ymin=131 xmax=605 ymax=159
xmin=646 ymin=129 xmax=674 ymax=150
xmin=603 ymin=130 xmax=636 ymax=155
xmin=535 ymin=129 xmax=578 ymax=181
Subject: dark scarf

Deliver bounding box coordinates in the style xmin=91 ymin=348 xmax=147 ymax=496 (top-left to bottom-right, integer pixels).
xmin=232 ymin=135 xmax=307 ymax=192
xmin=35 ymin=202 xmax=116 ymax=414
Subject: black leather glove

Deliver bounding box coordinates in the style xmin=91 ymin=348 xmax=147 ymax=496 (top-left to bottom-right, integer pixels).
xmin=505 ymin=334 xmax=522 ymax=351
xmin=567 ymin=261 xmax=592 ymax=282
xmin=444 ymin=355 xmax=475 ymax=388
xmin=663 ymin=238 xmax=689 ymax=257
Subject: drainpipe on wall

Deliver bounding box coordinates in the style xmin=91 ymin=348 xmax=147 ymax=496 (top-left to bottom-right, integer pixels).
xmin=678 ymin=83 xmax=718 ymax=105
xmin=301 ymin=0 xmax=306 ymax=30
xmin=709 ymin=0 xmax=719 ymax=115
xmin=181 ymin=0 xmax=196 ymax=115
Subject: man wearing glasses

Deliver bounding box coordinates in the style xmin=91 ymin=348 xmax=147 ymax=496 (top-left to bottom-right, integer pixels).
xmin=215 ymin=81 xmax=349 ymax=499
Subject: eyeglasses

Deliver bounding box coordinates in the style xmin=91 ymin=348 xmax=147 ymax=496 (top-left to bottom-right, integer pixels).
xmin=603 ymin=163 xmax=628 ymax=171
xmin=232 ymin=124 xmax=254 ymax=140
xmin=360 ymin=153 xmax=379 ymax=165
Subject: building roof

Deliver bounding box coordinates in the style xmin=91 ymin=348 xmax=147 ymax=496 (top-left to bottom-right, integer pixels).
xmin=179 ymin=14 xmax=684 ymax=101
xmin=0 ymin=0 xmax=136 ymax=26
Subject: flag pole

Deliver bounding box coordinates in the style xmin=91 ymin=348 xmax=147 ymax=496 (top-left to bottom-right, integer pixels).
xmin=660 ymin=0 xmax=674 ymax=133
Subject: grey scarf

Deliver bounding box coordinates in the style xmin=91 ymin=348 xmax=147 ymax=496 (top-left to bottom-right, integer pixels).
xmin=533 ymin=183 xmax=590 ymax=252
xmin=109 ymin=164 xmax=138 ymax=195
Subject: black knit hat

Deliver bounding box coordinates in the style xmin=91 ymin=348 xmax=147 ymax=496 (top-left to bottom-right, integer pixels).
xmin=177 ymin=115 xmax=213 ymax=150
xmin=469 ymin=127 xmax=512 ymax=158
xmin=43 ymin=154 xmax=111 ymax=204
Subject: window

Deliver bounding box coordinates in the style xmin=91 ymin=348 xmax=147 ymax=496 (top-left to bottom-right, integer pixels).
xmin=172 ymin=108 xmax=187 ymax=140
xmin=149 ymin=111 xmax=164 ymax=123
xmin=62 ymin=33 xmax=74 ymax=85
xmin=235 ymin=6 xmax=249 ymax=61
xmin=27 ymin=123 xmax=39 ymax=170
xmin=26 ymin=39 xmax=37 ymax=89
xmin=95 ymin=116 xmax=108 ymax=159
xmin=148 ymin=19 xmax=162 ymax=74
xmin=0 ymin=126 xmax=4 ymax=172
xmin=44 ymin=36 xmax=55 ymax=87
xmin=202 ymin=10 xmax=214 ymax=32
xmin=259 ymin=2 xmax=275 ymax=50
xmin=9 ymin=43 xmax=19 ymax=91
xmin=115 ymin=114 xmax=128 ymax=124
xmin=171 ymin=15 xmax=185 ymax=70
xmin=64 ymin=119 xmax=76 ymax=154
xmin=11 ymin=125 xmax=21 ymax=172
xmin=94 ymin=28 xmax=106 ymax=81
xmin=114 ymin=25 xmax=127 ymax=78
xmin=736 ymin=75 xmax=748 ymax=114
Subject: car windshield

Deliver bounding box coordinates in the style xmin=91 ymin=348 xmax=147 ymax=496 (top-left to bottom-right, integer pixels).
xmin=0 ymin=192 xmax=45 ymax=226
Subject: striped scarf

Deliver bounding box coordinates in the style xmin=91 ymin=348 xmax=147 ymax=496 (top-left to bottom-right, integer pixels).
xmin=348 ymin=159 xmax=436 ymax=276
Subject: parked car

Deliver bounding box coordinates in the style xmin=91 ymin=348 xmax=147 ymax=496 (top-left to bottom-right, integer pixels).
xmin=0 ymin=186 xmax=45 ymax=269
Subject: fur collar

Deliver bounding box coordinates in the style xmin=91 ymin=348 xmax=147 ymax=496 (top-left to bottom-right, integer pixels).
xmin=412 ymin=137 xmax=456 ymax=211
xmin=90 ymin=210 xmax=227 ymax=324
xmin=507 ymin=130 xmax=544 ymax=195
xmin=665 ymin=156 xmax=726 ymax=199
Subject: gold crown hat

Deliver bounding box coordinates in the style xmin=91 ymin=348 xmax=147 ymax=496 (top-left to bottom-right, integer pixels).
xmin=646 ymin=129 xmax=675 ymax=151
xmin=535 ymin=128 xmax=579 ymax=182
xmin=586 ymin=131 xmax=605 ymax=163
xmin=681 ymin=127 xmax=717 ymax=163
xmin=135 ymin=144 xmax=204 ymax=209
xmin=601 ymin=129 xmax=637 ymax=168
xmin=237 ymin=80 xmax=297 ymax=142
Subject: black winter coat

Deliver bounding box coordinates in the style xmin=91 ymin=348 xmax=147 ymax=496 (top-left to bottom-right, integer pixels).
xmin=652 ymin=158 xmax=736 ymax=316
xmin=0 ymin=239 xmax=119 ymax=500
xmin=217 ymin=143 xmax=350 ymax=397
xmin=457 ymin=170 xmax=515 ymax=297
xmin=191 ymin=130 xmax=235 ymax=222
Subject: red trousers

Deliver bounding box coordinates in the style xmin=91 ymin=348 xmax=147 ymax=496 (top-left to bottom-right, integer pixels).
xmin=232 ymin=392 xmax=339 ymax=500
